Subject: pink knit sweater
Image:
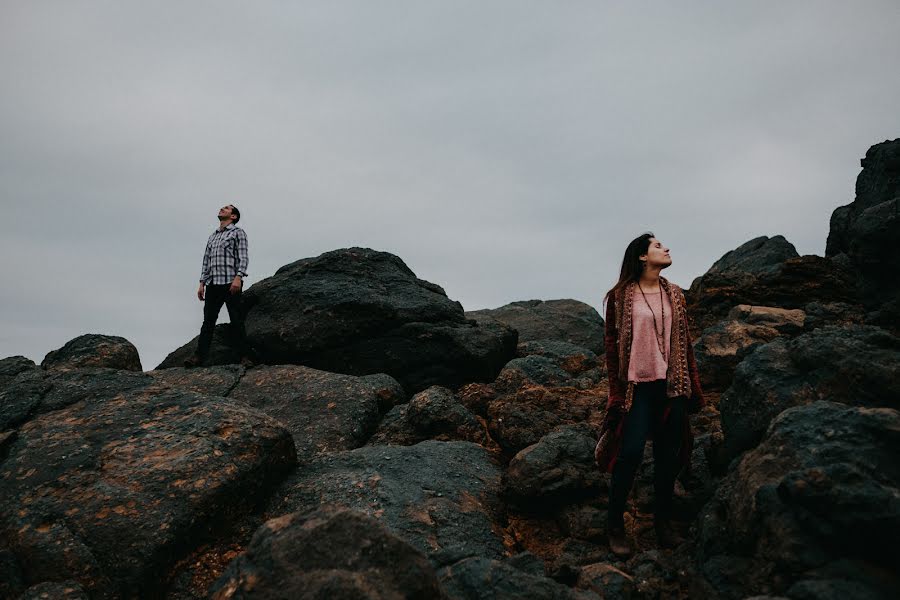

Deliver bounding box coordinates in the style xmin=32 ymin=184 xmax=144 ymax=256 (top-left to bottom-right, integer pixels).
xmin=627 ymin=287 xmax=673 ymax=382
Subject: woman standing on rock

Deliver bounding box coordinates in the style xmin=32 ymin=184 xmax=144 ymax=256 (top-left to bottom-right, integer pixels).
xmin=597 ymin=232 xmax=704 ymax=556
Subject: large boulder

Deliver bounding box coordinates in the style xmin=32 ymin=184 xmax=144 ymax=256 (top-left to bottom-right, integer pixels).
xmin=226 ymin=365 xmax=396 ymax=460
xmin=687 ymin=250 xmax=860 ymax=334
xmin=208 ymin=507 xmax=444 ymax=600
xmin=719 ymin=325 xmax=900 ymax=459
xmin=265 ymin=440 xmax=506 ymax=567
xmin=0 ymin=368 xmax=153 ymax=432
xmin=467 ymin=299 xmax=604 ymax=355
xmin=158 ymin=248 xmax=517 ymax=393
xmin=827 ymin=139 xmax=900 ymax=282
xmin=698 ymin=401 xmax=900 ymax=599
xmin=41 ymin=334 xmax=142 ymax=371
xmin=703 ymin=235 xmax=799 ymax=276
xmin=503 ymin=426 xmax=603 ymax=507
xmin=0 ymin=387 xmax=296 ymax=598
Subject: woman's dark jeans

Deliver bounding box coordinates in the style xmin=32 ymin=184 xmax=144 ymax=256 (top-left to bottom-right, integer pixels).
xmin=607 ymin=379 xmax=685 ymax=530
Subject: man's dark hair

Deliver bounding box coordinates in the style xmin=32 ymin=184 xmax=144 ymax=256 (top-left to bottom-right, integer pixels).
xmin=229 ymin=205 xmax=241 ymax=224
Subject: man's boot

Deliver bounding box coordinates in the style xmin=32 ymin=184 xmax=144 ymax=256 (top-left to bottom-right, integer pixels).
xmin=607 ymin=526 xmax=632 ymax=557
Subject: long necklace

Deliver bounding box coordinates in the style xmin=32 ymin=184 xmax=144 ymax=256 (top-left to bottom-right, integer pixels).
xmin=638 ymin=282 xmax=667 ymax=360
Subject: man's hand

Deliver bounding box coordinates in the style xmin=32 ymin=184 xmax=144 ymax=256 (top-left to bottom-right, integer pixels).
xmin=229 ymin=276 xmax=242 ymax=295
xmin=197 ymin=283 xmax=205 ymax=301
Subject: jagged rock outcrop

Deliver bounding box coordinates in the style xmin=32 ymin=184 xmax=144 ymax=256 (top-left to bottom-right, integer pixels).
xmin=0 ymin=356 xmax=37 ymax=390
xmin=719 ymin=325 xmax=900 ymax=459
xmin=265 ymin=440 xmax=506 ymax=568
xmin=687 ymin=238 xmax=860 ymax=333
xmin=159 ymin=248 xmax=517 ymax=393
xmin=827 ymin=138 xmax=900 ymax=335
xmin=467 ymin=299 xmax=604 ymax=355
xmin=698 ymin=401 xmax=900 ymax=599
xmin=41 ymin=334 xmax=142 ymax=371
xmin=208 ymin=507 xmax=445 ymax=600
xmin=693 ymin=305 xmax=804 ymax=392
xmin=0 ymin=387 xmax=296 ymax=598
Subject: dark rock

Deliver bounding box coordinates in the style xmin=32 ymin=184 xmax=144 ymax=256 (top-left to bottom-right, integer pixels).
xmin=209 ymin=506 xmax=444 ymax=600
xmin=827 ymin=139 xmax=900 ymax=281
xmin=505 ymin=551 xmax=546 ymax=576
xmin=803 ymin=301 xmax=865 ymax=331
xmin=575 ymin=562 xmax=635 ymax=599
xmin=227 ymin=365 xmax=389 ymax=460
xmin=365 ymin=404 xmax=421 ymax=446
xmin=0 ymin=368 xmax=153 ymax=432
xmin=159 ymin=248 xmax=517 ymax=393
xmin=0 ymin=388 xmax=296 ymax=598
xmin=704 ymin=235 xmax=799 ymax=276
xmin=149 ymin=364 xmax=245 ymax=397
xmin=495 ymin=356 xmax=573 ymax=393
xmin=786 ymin=578 xmax=892 ymax=600
xmin=360 ymin=372 xmax=407 ymax=411
xmin=687 ymin=252 xmax=860 ymax=334
xmin=41 ymin=334 xmax=142 ymax=371
xmin=719 ymin=325 xmax=900 ymax=458
xmin=367 ymin=387 xmax=488 ymax=447
xmin=265 ymin=440 xmax=505 ymax=567
xmin=406 ymin=386 xmax=487 ymax=444
xmin=516 ymin=340 xmax=603 ymax=380
xmin=693 ymin=318 xmax=782 ymax=393
xmin=438 ymin=556 xmax=600 ymax=600
xmin=18 ymin=581 xmax=88 ymax=599
xmin=467 ymin=299 xmax=604 ymax=354
xmin=503 ymin=427 xmax=603 ymax=507
xmin=484 ymin=382 xmax=603 ymax=456
xmin=698 ymin=401 xmax=900 ymax=598
xmin=0 ymin=356 xmax=37 ymax=390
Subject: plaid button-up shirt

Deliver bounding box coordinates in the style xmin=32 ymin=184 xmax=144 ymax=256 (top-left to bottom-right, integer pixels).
xmin=200 ymin=224 xmax=249 ymax=285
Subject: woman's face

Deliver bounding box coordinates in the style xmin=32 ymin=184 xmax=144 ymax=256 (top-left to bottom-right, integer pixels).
xmin=642 ymin=237 xmax=672 ymax=269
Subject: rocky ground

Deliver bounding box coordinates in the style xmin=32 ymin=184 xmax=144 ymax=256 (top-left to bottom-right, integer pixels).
xmin=2 ymin=138 xmax=899 ymax=599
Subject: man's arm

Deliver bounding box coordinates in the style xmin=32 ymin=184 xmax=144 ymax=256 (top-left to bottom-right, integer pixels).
xmin=198 ymin=236 xmax=212 ymax=301
xmin=230 ymin=229 xmax=249 ymax=294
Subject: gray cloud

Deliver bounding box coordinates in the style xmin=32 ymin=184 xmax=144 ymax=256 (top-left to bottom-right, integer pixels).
xmin=2 ymin=1 xmax=899 ymax=368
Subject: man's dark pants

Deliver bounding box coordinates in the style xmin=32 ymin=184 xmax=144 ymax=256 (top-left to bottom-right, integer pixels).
xmin=196 ymin=283 xmax=250 ymax=361
xmin=607 ymin=379 xmax=685 ymax=530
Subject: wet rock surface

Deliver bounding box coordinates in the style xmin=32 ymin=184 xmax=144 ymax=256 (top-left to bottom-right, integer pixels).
xmin=698 ymin=401 xmax=900 ymax=599
xmin=719 ymin=324 xmax=900 ymax=458
xmin=227 ymin=365 xmax=393 ymax=460
xmin=503 ymin=426 xmax=602 ymax=507
xmin=41 ymin=334 xmax=143 ymax=372
xmin=265 ymin=440 xmax=507 ymax=568
xmin=467 ymin=299 xmax=604 ymax=355
xmin=158 ymin=248 xmax=517 ymax=393
xmin=0 ymin=387 xmax=296 ymax=598
xmin=208 ymin=507 xmax=444 ymax=600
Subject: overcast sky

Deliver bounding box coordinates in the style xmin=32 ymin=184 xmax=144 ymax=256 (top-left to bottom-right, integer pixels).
xmin=2 ymin=1 xmax=899 ymax=370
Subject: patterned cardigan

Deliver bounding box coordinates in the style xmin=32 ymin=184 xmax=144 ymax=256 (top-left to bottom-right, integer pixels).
xmin=598 ymin=277 xmax=705 ymax=473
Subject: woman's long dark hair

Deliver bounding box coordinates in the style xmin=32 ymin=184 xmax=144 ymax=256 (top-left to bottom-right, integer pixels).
xmin=604 ymin=232 xmax=655 ymax=307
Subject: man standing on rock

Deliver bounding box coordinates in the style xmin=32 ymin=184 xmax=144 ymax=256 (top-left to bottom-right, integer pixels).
xmin=184 ymin=204 xmax=255 ymax=368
